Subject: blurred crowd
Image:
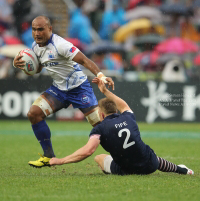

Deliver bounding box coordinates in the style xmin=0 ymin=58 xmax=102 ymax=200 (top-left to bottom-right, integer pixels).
xmin=0 ymin=0 xmax=200 ymax=82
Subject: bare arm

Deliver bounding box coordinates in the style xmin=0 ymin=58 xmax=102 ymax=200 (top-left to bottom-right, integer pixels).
xmin=73 ymin=51 xmax=114 ymax=90
xmin=49 ymin=138 xmax=100 ymax=165
xmin=36 ymin=63 xmax=43 ymax=73
xmin=73 ymin=51 xmax=100 ymax=76
xmin=92 ymin=78 xmax=131 ymax=113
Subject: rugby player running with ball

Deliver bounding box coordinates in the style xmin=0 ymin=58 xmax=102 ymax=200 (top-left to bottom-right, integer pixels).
xmin=13 ymin=16 xmax=114 ymax=168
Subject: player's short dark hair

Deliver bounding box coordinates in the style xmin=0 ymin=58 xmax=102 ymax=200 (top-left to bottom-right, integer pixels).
xmin=98 ymin=98 xmax=117 ymax=115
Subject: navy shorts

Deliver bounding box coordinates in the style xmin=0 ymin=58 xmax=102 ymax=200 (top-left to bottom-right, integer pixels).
xmin=110 ymin=149 xmax=159 ymax=175
xmin=46 ymin=79 xmax=98 ymax=109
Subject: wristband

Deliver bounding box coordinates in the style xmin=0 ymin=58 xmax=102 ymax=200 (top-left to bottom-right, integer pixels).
xmin=97 ymin=72 xmax=107 ymax=83
xmin=97 ymin=72 xmax=104 ymax=78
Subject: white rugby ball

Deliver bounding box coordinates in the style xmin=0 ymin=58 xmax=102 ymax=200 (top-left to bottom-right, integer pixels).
xmin=19 ymin=49 xmax=39 ymax=75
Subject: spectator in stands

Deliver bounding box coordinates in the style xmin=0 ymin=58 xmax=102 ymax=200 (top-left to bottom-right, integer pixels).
xmin=0 ymin=0 xmax=14 ymax=30
xmin=68 ymin=0 xmax=92 ymax=44
xmin=181 ymin=17 xmax=200 ymax=42
xmin=91 ymin=52 xmax=124 ymax=75
xmin=21 ymin=22 xmax=34 ymax=48
xmin=12 ymin=0 xmax=32 ymax=36
xmin=82 ymin=0 xmax=105 ymax=32
xmin=98 ymin=0 xmax=126 ymax=40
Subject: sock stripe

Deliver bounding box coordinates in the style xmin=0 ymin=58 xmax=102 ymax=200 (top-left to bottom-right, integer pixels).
xmin=165 ymin=162 xmax=169 ymax=171
xmin=157 ymin=157 xmax=177 ymax=173
xmin=168 ymin=163 xmax=172 ymax=172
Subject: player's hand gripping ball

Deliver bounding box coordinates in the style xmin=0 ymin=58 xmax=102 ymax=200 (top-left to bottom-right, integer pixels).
xmin=18 ymin=49 xmax=39 ymax=75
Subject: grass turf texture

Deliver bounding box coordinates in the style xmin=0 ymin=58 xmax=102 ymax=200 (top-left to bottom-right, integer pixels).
xmin=0 ymin=121 xmax=199 ymax=201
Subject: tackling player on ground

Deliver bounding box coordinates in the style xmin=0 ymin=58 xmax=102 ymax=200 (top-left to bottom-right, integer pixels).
xmin=13 ymin=16 xmax=114 ymax=168
xmin=49 ymin=78 xmax=194 ymax=175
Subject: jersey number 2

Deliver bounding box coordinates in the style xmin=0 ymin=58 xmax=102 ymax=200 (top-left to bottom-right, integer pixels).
xmin=118 ymin=128 xmax=135 ymax=149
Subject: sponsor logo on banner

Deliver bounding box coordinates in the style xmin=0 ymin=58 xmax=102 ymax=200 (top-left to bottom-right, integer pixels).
xmin=0 ymin=91 xmax=40 ymax=117
xmin=0 ymin=80 xmax=200 ymax=121
xmin=141 ymin=81 xmax=200 ymax=123
xmin=141 ymin=81 xmax=176 ymax=123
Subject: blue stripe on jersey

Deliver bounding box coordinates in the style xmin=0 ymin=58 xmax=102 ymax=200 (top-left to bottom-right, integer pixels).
xmin=72 ymin=74 xmax=78 ymax=86
xmin=46 ymin=34 xmax=54 ymax=45
xmin=48 ymin=34 xmax=62 ymax=57
xmin=73 ymin=64 xmax=82 ymax=71
xmin=66 ymin=70 xmax=76 ymax=89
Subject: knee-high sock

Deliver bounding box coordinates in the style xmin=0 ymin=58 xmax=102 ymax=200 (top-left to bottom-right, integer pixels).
xmin=157 ymin=157 xmax=187 ymax=174
xmin=32 ymin=120 xmax=55 ymax=158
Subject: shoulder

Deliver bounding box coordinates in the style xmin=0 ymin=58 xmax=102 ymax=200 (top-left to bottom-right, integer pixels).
xmin=121 ymin=110 xmax=136 ymax=119
xmin=89 ymin=124 xmax=103 ymax=137
xmin=52 ymin=34 xmax=73 ymax=47
xmin=31 ymin=41 xmax=37 ymax=51
xmin=52 ymin=34 xmax=76 ymax=53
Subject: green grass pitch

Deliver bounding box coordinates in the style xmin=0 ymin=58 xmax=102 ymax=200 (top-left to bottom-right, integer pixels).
xmin=0 ymin=121 xmax=199 ymax=201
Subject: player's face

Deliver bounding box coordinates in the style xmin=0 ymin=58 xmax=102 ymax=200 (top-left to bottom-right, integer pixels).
xmin=32 ymin=18 xmax=52 ymax=47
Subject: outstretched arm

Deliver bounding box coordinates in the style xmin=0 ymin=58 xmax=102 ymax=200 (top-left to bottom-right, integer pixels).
xmin=73 ymin=51 xmax=114 ymax=90
xmin=92 ymin=78 xmax=132 ymax=113
xmin=49 ymin=138 xmax=100 ymax=165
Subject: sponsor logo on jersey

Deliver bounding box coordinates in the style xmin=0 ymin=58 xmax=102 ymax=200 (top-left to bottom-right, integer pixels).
xmin=48 ymin=51 xmax=54 ymax=59
xmin=81 ymin=95 xmax=90 ymax=104
xmin=26 ymin=61 xmax=34 ymax=71
xmin=70 ymin=47 xmax=76 ymax=53
xmin=42 ymin=62 xmax=59 ymax=67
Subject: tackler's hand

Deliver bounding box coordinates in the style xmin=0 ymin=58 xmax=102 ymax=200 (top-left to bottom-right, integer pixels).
xmin=105 ymin=77 xmax=114 ymax=90
xmin=49 ymin=157 xmax=63 ymax=166
xmin=97 ymin=72 xmax=114 ymax=90
xmin=92 ymin=77 xmax=108 ymax=94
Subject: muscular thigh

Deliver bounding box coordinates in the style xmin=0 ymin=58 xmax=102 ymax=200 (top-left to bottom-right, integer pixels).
xmin=33 ymin=92 xmax=66 ymax=116
xmin=80 ymin=105 xmax=100 ymax=127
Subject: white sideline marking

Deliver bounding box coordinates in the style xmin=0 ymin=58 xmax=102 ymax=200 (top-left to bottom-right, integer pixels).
xmin=0 ymin=130 xmax=200 ymax=139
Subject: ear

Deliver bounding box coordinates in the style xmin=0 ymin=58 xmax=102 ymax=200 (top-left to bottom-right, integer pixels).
xmin=102 ymin=113 xmax=105 ymax=120
xmin=49 ymin=26 xmax=52 ymax=32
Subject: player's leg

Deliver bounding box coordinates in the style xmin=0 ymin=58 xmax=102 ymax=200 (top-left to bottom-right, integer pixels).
xmin=157 ymin=156 xmax=194 ymax=175
xmin=68 ymin=79 xmax=101 ymax=127
xmin=94 ymin=154 xmax=109 ymax=172
xmin=94 ymin=154 xmax=125 ymax=175
xmin=28 ymin=91 xmax=67 ymax=168
xmin=80 ymin=106 xmax=100 ymax=127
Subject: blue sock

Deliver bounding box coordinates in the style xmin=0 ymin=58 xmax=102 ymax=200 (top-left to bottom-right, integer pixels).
xmin=32 ymin=120 xmax=55 ymax=158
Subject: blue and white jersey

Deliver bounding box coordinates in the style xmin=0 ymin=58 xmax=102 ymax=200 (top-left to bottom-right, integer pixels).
xmin=32 ymin=34 xmax=87 ymax=91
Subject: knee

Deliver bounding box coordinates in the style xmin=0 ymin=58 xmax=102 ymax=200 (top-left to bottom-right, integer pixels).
xmin=94 ymin=155 xmax=101 ymax=163
xmin=27 ymin=106 xmax=44 ymax=124
xmin=94 ymin=154 xmax=107 ymax=165
xmin=85 ymin=108 xmax=101 ymax=127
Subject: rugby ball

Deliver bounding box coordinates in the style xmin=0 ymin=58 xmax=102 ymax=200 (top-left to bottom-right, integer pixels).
xmin=19 ymin=49 xmax=39 ymax=75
